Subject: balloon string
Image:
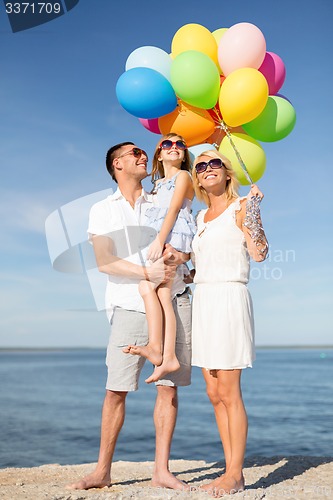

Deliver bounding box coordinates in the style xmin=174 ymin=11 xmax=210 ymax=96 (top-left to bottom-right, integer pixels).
xmin=210 ymin=106 xmax=253 ymax=185
xmin=177 ymin=102 xmax=253 ymax=184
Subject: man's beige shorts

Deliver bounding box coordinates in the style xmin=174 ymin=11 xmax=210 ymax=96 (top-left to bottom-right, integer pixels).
xmin=105 ymin=292 xmax=192 ymax=391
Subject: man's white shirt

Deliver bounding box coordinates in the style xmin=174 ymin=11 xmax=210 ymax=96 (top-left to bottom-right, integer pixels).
xmin=88 ymin=188 xmax=185 ymax=320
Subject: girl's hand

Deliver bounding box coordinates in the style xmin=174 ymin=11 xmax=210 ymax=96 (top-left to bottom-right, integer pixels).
xmin=247 ymin=184 xmax=264 ymax=200
xmin=147 ymin=237 xmax=164 ymax=262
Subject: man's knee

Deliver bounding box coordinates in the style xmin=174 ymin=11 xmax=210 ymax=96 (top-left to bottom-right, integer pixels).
xmin=156 ymin=385 xmax=178 ymax=405
xmin=105 ymin=389 xmax=128 ymax=405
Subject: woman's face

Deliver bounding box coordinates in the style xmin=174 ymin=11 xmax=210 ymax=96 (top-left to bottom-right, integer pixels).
xmin=157 ymin=136 xmax=186 ymax=164
xmin=195 ymin=155 xmax=228 ymax=191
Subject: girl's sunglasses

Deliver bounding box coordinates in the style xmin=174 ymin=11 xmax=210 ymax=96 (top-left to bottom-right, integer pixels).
xmin=159 ymin=140 xmax=187 ymax=151
xmin=195 ymin=158 xmax=225 ymax=174
xmin=117 ymin=147 xmax=148 ymax=160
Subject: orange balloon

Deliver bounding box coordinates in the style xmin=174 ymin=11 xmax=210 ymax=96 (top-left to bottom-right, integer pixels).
xmin=158 ymin=100 xmax=215 ymax=147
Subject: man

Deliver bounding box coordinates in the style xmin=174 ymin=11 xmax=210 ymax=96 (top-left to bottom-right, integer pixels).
xmin=68 ymin=142 xmax=192 ymax=491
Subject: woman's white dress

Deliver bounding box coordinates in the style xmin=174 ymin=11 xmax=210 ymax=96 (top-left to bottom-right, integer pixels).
xmin=191 ymin=197 xmax=255 ymax=370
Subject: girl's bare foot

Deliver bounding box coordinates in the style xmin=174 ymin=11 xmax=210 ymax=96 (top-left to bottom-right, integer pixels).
xmin=145 ymin=357 xmax=180 ymax=384
xmin=122 ymin=344 xmax=162 ymax=366
xmin=66 ymin=471 xmax=111 ymax=490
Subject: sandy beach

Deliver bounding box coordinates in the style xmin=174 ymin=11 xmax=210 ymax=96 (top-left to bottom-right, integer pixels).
xmin=1 ymin=456 xmax=332 ymax=499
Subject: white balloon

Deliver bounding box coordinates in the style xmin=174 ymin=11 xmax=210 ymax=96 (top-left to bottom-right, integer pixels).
xmin=126 ymin=46 xmax=172 ymax=82
xmin=188 ymin=143 xmax=216 ymax=162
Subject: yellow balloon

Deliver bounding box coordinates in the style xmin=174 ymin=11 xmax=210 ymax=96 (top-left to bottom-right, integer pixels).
xmin=212 ymin=28 xmax=228 ymax=74
xmin=219 ymin=133 xmax=266 ymax=185
xmin=171 ymin=23 xmax=218 ymax=66
xmin=212 ymin=28 xmax=228 ymax=45
xmin=219 ymin=68 xmax=268 ymax=127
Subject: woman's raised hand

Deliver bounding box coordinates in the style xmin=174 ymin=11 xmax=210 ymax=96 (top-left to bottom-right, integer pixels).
xmin=247 ymin=184 xmax=264 ymax=201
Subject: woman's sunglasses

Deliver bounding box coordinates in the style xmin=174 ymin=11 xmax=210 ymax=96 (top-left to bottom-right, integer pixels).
xmin=117 ymin=147 xmax=148 ymax=160
xmin=159 ymin=140 xmax=187 ymax=151
xmin=195 ymin=158 xmax=225 ymax=174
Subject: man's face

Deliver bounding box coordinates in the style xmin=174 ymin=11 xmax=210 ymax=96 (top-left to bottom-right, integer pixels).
xmin=114 ymin=145 xmax=148 ymax=182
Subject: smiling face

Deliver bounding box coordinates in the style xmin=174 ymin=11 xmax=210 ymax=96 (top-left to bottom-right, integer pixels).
xmin=195 ymin=155 xmax=228 ymax=189
xmin=192 ymin=150 xmax=239 ymax=206
xmin=151 ymin=133 xmax=191 ymax=182
xmin=157 ymin=135 xmax=186 ymax=164
xmin=113 ymin=144 xmax=148 ymax=183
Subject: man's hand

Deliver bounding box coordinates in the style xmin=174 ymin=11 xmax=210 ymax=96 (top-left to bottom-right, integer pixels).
xmin=145 ymin=251 xmax=177 ymax=285
xmin=163 ymin=243 xmax=190 ymax=266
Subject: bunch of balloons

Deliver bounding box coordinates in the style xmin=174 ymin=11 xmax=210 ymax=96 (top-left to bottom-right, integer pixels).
xmin=116 ymin=22 xmax=296 ymax=184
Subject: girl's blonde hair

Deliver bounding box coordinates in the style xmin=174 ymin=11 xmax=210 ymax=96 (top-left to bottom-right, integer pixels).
xmin=192 ymin=150 xmax=239 ymax=207
xmin=151 ymin=133 xmax=192 ymax=183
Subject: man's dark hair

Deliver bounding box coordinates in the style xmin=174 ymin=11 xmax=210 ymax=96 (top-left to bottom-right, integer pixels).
xmin=105 ymin=142 xmax=135 ymax=183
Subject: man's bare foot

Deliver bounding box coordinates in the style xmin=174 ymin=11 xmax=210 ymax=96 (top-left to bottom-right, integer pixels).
xmin=145 ymin=357 xmax=180 ymax=384
xmin=152 ymin=469 xmax=189 ymax=491
xmin=122 ymin=344 xmax=162 ymax=366
xmin=66 ymin=471 xmax=111 ymax=490
xmin=207 ymin=474 xmax=245 ymax=497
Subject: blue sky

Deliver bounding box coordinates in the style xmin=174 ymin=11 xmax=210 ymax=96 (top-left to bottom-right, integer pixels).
xmin=0 ymin=0 xmax=332 ymax=347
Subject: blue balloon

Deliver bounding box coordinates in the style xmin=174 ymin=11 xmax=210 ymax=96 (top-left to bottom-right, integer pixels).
xmin=116 ymin=67 xmax=177 ymax=119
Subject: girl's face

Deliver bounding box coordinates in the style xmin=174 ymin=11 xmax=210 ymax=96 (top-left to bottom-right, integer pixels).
xmin=157 ymin=136 xmax=186 ymax=164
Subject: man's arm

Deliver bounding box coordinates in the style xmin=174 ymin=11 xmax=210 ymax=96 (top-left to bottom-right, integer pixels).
xmin=91 ymin=234 xmax=174 ymax=284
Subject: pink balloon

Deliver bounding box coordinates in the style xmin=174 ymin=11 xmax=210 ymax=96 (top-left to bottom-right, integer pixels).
xmin=139 ymin=117 xmax=161 ymax=134
xmin=218 ymin=22 xmax=266 ymax=76
xmin=259 ymin=52 xmax=286 ymax=95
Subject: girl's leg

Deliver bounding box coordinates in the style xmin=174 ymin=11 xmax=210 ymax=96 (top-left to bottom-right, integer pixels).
xmin=123 ymin=280 xmax=162 ymax=367
xmin=206 ymin=369 xmax=246 ymax=496
xmin=145 ymin=280 xmax=180 ymax=384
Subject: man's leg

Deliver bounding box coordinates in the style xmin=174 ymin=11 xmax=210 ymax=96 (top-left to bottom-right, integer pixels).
xmin=67 ymin=389 xmax=127 ymax=490
xmin=67 ymin=307 xmax=147 ymax=490
xmin=151 ymin=385 xmax=188 ymax=490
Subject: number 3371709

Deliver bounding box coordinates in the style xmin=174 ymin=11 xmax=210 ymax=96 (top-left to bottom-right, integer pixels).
xmin=6 ymin=3 xmax=61 ymax=14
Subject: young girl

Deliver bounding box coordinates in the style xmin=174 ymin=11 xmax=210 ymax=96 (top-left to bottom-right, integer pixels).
xmin=126 ymin=133 xmax=195 ymax=383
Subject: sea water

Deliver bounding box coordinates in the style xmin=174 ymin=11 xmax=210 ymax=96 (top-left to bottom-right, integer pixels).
xmin=0 ymin=348 xmax=332 ymax=468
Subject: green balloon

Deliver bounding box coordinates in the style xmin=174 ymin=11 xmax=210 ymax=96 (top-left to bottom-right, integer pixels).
xmin=242 ymin=95 xmax=296 ymax=142
xmin=171 ymin=50 xmax=220 ymax=109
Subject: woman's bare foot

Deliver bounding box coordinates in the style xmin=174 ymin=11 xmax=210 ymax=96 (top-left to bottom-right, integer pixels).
xmin=152 ymin=469 xmax=189 ymax=491
xmin=208 ymin=474 xmax=245 ymax=497
xmin=66 ymin=471 xmax=111 ymax=490
xmin=122 ymin=344 xmax=162 ymax=366
xmin=145 ymin=357 xmax=180 ymax=384
xmin=200 ymin=473 xmax=225 ymax=491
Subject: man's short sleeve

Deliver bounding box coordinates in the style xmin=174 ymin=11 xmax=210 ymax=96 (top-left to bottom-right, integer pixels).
xmin=87 ymin=199 xmax=112 ymax=241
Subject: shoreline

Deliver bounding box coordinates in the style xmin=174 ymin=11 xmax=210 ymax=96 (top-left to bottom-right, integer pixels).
xmin=1 ymin=345 xmax=333 ymax=352
xmin=1 ymin=456 xmax=332 ymax=499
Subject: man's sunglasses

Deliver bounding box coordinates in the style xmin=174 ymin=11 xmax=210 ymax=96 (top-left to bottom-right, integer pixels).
xmin=159 ymin=140 xmax=187 ymax=151
xmin=195 ymin=158 xmax=225 ymax=174
xmin=117 ymin=147 xmax=148 ymax=160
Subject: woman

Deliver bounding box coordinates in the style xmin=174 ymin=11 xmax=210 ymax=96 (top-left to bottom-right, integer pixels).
xmin=191 ymin=150 xmax=268 ymax=496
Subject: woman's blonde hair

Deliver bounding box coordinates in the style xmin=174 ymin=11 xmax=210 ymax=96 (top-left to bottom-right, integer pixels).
xmin=192 ymin=150 xmax=239 ymax=207
xmin=151 ymin=133 xmax=192 ymax=183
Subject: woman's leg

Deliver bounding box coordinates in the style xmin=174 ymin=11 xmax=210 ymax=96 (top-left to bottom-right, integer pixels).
xmin=145 ymin=281 xmax=180 ymax=384
xmin=210 ymin=369 xmax=247 ymax=496
xmin=123 ymin=280 xmax=162 ymax=367
xmin=202 ymin=369 xmax=232 ymax=463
